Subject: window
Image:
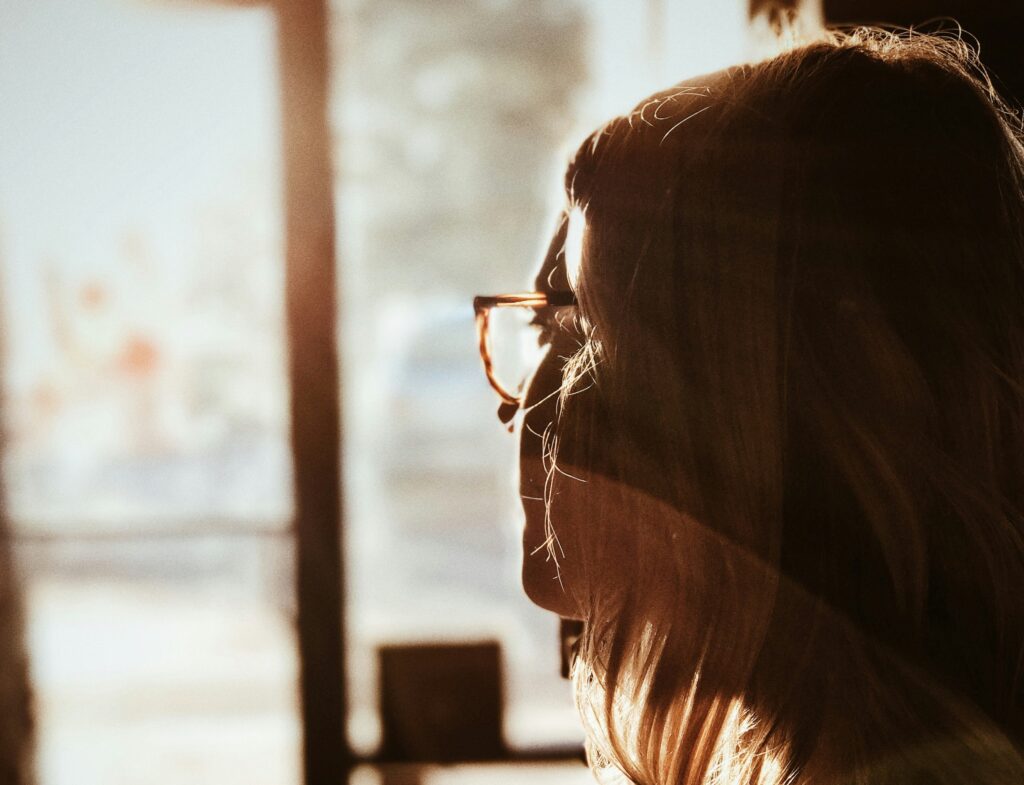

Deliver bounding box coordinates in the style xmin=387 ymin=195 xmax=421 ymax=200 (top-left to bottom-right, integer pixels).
xmin=0 ymin=0 xmax=751 ymax=781
xmin=0 ymin=3 xmax=297 ymax=783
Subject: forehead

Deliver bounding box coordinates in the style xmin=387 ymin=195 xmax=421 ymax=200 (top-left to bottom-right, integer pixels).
xmin=532 ymin=211 xmax=572 ymax=293
xmin=528 ymin=67 xmax=736 ymax=296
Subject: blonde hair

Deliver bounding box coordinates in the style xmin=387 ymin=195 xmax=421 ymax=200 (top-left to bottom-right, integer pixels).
xmin=547 ymin=28 xmax=1024 ymax=785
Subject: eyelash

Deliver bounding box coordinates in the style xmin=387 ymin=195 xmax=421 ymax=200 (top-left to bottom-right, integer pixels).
xmin=529 ymin=313 xmax=555 ymax=346
xmin=530 ymin=308 xmax=581 ymax=347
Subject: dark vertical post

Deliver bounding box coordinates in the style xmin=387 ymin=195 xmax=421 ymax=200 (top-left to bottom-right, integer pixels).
xmin=0 ymin=239 xmax=33 ymax=780
xmin=275 ymin=1 xmax=349 ymax=782
xmin=0 ymin=527 xmax=33 ymax=782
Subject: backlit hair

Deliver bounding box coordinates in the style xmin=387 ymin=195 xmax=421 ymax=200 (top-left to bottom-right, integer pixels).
xmin=546 ymin=27 xmax=1024 ymax=785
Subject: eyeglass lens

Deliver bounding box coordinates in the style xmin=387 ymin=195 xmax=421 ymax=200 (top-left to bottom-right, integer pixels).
xmin=484 ymin=306 xmax=549 ymax=402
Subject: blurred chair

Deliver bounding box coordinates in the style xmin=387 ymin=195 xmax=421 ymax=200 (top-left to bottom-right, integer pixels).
xmin=378 ymin=641 xmax=505 ymax=764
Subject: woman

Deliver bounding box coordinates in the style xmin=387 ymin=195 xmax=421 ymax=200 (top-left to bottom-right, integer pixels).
xmin=475 ymin=27 xmax=1024 ymax=785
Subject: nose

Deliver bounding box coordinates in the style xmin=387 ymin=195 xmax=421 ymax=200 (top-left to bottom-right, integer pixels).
xmin=519 ymin=344 xmax=563 ymax=451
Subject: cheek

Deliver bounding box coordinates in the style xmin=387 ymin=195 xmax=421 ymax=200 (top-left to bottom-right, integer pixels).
xmin=519 ymin=455 xmax=584 ymax=619
xmin=518 ymin=349 xmax=584 ymax=618
xmin=518 ymin=346 xmax=561 ymax=480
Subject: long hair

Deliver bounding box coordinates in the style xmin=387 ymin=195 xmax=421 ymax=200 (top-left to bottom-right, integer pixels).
xmin=545 ymin=28 xmax=1024 ymax=785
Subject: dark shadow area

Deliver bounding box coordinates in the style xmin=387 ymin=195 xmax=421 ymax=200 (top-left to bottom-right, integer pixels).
xmin=825 ymin=0 xmax=1024 ymax=108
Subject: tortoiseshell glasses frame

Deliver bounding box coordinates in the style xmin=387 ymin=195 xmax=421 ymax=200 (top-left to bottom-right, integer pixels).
xmin=472 ymin=291 xmax=577 ymax=424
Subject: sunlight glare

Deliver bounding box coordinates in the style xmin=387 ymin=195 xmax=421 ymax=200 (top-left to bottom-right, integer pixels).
xmin=564 ymin=205 xmax=586 ymax=290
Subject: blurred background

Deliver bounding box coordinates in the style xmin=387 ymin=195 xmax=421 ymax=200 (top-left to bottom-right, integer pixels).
xmin=0 ymin=1 xmax=1020 ymax=783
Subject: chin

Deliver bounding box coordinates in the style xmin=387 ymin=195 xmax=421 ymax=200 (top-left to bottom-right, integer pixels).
xmin=518 ymin=445 xmax=584 ymax=617
xmin=521 ymin=554 xmax=582 ymax=619
xmin=520 ymin=502 xmax=582 ymax=619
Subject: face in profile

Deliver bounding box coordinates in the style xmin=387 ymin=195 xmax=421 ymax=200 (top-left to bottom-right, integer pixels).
xmin=517 ymin=216 xmax=585 ymax=619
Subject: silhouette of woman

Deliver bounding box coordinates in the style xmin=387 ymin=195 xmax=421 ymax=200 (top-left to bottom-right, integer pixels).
xmin=477 ymin=26 xmax=1024 ymax=785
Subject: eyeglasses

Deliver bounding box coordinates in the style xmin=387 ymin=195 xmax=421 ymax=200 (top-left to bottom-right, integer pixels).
xmin=473 ymin=291 xmax=577 ymax=426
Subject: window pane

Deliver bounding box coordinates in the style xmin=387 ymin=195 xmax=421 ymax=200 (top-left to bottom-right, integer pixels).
xmin=333 ymin=0 xmax=587 ymax=750
xmin=0 ymin=2 xmax=299 ymax=783
xmin=19 ymin=536 xmax=299 ymax=785
xmin=0 ymin=0 xmax=291 ymax=532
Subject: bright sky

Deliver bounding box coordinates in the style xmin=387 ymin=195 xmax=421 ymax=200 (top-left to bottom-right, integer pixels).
xmin=584 ymin=0 xmax=748 ymax=125
xmin=0 ymin=0 xmax=750 ymax=393
xmin=0 ymin=0 xmax=282 ymax=391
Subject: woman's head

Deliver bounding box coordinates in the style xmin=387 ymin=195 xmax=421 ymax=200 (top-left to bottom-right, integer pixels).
xmin=520 ymin=28 xmax=1024 ymax=784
